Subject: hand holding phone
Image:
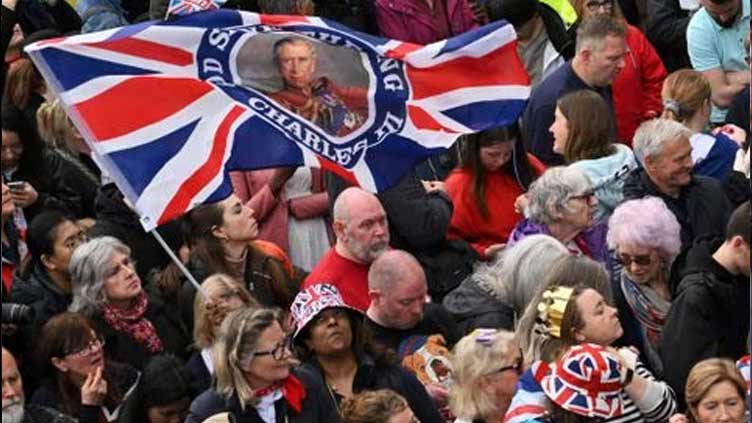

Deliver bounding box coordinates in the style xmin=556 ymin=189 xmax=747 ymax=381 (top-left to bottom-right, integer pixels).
xmin=7 ymin=181 xmax=26 ymax=192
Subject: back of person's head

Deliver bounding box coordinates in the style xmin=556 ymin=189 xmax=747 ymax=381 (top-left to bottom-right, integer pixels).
xmin=725 ymin=201 xmax=751 ymax=244
xmin=632 ymin=118 xmax=692 ymax=164
xmin=485 ymin=0 xmax=539 ymax=26
xmin=557 ymin=90 xmax=617 ymax=162
xmin=575 ymin=15 xmax=626 ymax=53
xmin=477 ymin=234 xmax=569 ymax=314
xmin=36 ymin=100 xmax=78 ymax=152
xmin=126 ymin=355 xmax=194 ymax=422
xmin=661 ymin=69 xmax=711 ymax=124
xmin=340 ymin=389 xmax=411 ymax=423
xmin=685 ymin=358 xmax=747 ymax=422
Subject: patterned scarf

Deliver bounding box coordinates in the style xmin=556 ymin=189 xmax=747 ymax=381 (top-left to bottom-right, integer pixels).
xmin=102 ymin=292 xmax=164 ymax=353
xmin=620 ymin=273 xmax=670 ymax=346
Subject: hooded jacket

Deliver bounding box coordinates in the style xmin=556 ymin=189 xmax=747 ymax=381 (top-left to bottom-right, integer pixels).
xmin=441 ymin=275 xmax=515 ymax=334
xmin=658 ymin=237 xmax=750 ymax=409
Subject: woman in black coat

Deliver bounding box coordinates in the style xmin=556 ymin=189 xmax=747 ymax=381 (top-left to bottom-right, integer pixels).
xmin=68 ymin=236 xmax=190 ymax=369
xmin=290 ymin=284 xmax=443 ymax=423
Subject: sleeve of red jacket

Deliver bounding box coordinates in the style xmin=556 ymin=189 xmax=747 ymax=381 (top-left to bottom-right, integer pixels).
xmin=635 ymin=29 xmax=668 ymax=120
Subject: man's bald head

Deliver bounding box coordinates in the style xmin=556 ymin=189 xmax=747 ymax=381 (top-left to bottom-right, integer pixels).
xmin=367 ymin=250 xmax=428 ymax=329
xmin=332 ymin=188 xmax=390 ymax=264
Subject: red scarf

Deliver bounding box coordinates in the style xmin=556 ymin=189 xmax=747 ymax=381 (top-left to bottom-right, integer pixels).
xmin=253 ymin=374 xmax=306 ymax=413
xmin=102 ymin=292 xmax=164 ymax=353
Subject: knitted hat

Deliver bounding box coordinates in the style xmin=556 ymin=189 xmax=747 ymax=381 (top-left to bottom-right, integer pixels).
xmin=535 ymin=343 xmax=624 ymax=418
xmin=290 ymin=283 xmax=361 ymax=340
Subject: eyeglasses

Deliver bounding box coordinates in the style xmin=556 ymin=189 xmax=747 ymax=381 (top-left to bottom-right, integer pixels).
xmin=585 ymin=0 xmax=613 ymax=12
xmin=617 ymin=253 xmax=653 ymax=267
xmin=568 ymin=189 xmax=595 ymax=202
xmin=254 ymin=335 xmax=292 ymax=361
xmin=67 ymin=337 xmax=105 ymax=358
xmin=487 ymin=354 xmax=524 ymax=376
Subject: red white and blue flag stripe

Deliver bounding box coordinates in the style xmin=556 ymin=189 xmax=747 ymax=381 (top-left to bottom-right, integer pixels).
xmin=26 ymin=11 xmax=530 ymax=230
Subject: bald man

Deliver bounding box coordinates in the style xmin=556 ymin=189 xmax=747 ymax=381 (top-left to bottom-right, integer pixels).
xmin=364 ymin=250 xmax=461 ymax=351
xmin=2 ymin=348 xmax=75 ymax=423
xmin=301 ymin=187 xmax=390 ymax=310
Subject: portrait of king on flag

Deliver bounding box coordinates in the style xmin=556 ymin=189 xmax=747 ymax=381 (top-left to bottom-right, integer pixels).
xmin=25 ymin=10 xmax=530 ymax=230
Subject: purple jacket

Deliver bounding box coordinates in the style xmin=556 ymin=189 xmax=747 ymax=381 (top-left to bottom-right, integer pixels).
xmin=508 ymin=218 xmax=609 ymax=264
xmin=375 ymin=0 xmax=478 ymax=45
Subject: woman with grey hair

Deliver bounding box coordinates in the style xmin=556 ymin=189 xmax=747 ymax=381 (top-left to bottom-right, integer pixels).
xmin=185 ymin=308 xmax=338 ymax=423
xmin=607 ymin=196 xmax=681 ymax=374
xmin=442 ymin=234 xmax=569 ymax=334
xmin=509 ymin=166 xmax=608 ymax=263
xmin=69 ymin=236 xmax=188 ymax=369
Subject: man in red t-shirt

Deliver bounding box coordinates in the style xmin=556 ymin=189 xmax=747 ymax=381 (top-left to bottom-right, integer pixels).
xmin=302 ymin=187 xmax=390 ymax=311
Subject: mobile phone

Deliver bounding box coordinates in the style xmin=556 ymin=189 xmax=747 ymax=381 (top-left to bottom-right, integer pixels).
xmin=7 ymin=181 xmax=26 ymax=192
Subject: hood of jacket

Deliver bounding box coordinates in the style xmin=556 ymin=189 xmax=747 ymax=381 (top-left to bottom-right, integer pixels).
xmin=94 ymin=184 xmax=141 ymax=229
xmin=442 ymin=276 xmax=506 ymax=318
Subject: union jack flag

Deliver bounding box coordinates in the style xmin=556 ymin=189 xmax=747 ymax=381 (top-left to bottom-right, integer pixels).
xmin=737 ymin=355 xmax=750 ymax=392
xmin=26 ymin=11 xmax=530 ymax=230
xmin=504 ymin=362 xmax=549 ymax=423
xmin=166 ymin=0 xmax=226 ymax=19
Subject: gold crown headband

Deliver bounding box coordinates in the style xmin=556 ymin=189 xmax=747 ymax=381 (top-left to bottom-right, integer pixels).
xmin=536 ymin=286 xmax=574 ymax=339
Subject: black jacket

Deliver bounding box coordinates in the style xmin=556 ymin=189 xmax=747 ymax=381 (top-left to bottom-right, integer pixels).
xmin=31 ymin=360 xmax=140 ymax=423
xmin=185 ymin=351 xmax=213 ymax=395
xmin=21 ymin=404 xmax=77 ymax=423
xmin=658 ymin=238 xmax=751 ymax=409
xmin=538 ymin=2 xmax=574 ymax=61
xmin=90 ymin=290 xmax=190 ymax=368
xmin=645 ymin=0 xmax=691 ymax=71
xmin=185 ymin=369 xmax=340 ymax=423
xmin=8 ymin=147 xmax=99 ymax=221
xmin=297 ymin=354 xmax=444 ymax=423
xmin=441 ymin=275 xmax=515 ymax=334
xmin=88 ymin=184 xmax=184 ymax=280
xmin=622 ymin=169 xmax=731 ymax=250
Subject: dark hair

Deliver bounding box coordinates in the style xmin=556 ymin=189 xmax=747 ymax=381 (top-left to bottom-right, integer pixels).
xmin=1 ymin=105 xmax=45 ymax=180
xmin=557 ymin=90 xmax=617 ymax=163
xmin=485 ymin=0 xmax=540 ymax=26
xmin=37 ymin=312 xmax=123 ymax=416
xmin=120 ymin=355 xmax=194 ymax=422
xmin=184 ymin=202 xmax=232 ymax=276
xmin=726 ymin=201 xmax=751 ymax=244
xmin=461 ymin=122 xmax=537 ymax=219
xmin=549 ymin=402 xmax=602 ymax=423
xmin=20 ymin=210 xmax=75 ymax=279
xmin=295 ymin=308 xmax=395 ymax=366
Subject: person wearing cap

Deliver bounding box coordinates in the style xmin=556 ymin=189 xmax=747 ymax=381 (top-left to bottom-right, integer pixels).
xmin=186 ymin=307 xmax=337 ymax=423
xmin=290 ymin=284 xmax=443 ymax=423
xmin=485 ymin=0 xmax=574 ymax=87
xmin=509 ymin=256 xmax=677 ymax=423
xmin=531 ymin=343 xmax=637 ymax=423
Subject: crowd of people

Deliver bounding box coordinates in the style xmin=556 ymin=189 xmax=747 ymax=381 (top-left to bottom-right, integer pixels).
xmin=1 ymin=0 xmax=750 ymax=421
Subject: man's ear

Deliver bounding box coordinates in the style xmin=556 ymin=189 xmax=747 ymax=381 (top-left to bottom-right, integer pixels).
xmin=40 ymin=254 xmax=57 ymax=272
xmin=367 ymin=289 xmax=381 ymax=303
xmin=333 ymin=220 xmax=346 ymax=240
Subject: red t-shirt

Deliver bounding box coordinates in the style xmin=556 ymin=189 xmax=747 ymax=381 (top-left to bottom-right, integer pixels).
xmin=302 ymin=248 xmax=370 ymax=311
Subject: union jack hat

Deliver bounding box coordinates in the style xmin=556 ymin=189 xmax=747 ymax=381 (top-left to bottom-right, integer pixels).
xmin=290 ymin=283 xmax=361 ymax=340
xmin=535 ymin=343 xmax=625 ymax=419
xmin=737 ymin=355 xmax=750 ymax=393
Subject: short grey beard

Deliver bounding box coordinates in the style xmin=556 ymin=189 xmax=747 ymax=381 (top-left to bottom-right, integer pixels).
xmin=2 ymin=402 xmax=24 ymax=423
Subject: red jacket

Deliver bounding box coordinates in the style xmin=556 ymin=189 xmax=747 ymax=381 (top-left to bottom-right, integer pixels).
xmin=612 ymin=25 xmax=667 ymax=145
xmin=445 ymin=155 xmax=545 ymax=258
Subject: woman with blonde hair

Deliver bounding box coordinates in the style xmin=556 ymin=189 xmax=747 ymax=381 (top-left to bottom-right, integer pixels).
xmin=661 ymin=69 xmax=744 ymax=182
xmin=185 ymin=307 xmax=337 ymax=423
xmin=449 ymin=328 xmax=522 ymax=423
xmin=340 ymin=389 xmax=417 ymax=423
xmin=186 ymin=274 xmax=259 ymax=393
xmin=669 ymin=358 xmax=747 ymax=423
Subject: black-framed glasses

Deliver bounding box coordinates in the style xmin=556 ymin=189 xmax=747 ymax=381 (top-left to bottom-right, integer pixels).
xmin=254 ymin=335 xmax=292 ymax=361
xmin=617 ymin=253 xmax=653 ymax=267
xmin=568 ymin=189 xmax=595 ymax=202
xmin=67 ymin=337 xmax=105 ymax=359
xmin=585 ymin=0 xmax=613 ymax=12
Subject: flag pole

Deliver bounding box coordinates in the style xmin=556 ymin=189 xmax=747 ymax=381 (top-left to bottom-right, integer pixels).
xmin=149 ymin=228 xmax=207 ymax=298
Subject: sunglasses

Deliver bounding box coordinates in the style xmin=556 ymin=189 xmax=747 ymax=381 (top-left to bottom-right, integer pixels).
xmin=617 ymin=253 xmax=653 ymax=267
